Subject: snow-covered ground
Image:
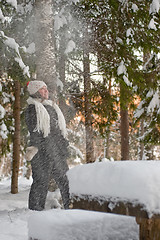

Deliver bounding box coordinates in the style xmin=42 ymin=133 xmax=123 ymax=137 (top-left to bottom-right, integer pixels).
xmin=0 ymin=175 xmax=138 ymax=240
xmin=0 ymin=177 xmax=61 ymax=240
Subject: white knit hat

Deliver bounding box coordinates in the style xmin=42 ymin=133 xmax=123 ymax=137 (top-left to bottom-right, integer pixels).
xmin=27 ymin=81 xmax=47 ymax=95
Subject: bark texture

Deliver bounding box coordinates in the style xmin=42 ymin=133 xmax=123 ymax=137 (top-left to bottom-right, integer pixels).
xmin=120 ymin=82 xmax=129 ymax=160
xmin=83 ymin=27 xmax=94 ymax=163
xmin=34 ymin=0 xmax=57 ymax=95
xmin=120 ymin=108 xmax=129 ymax=160
xmin=11 ymin=80 xmax=21 ymax=194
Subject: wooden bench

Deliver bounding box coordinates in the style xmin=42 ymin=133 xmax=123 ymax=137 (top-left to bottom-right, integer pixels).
xmin=67 ymin=161 xmax=160 ymax=240
xmin=70 ymin=194 xmax=160 ymax=240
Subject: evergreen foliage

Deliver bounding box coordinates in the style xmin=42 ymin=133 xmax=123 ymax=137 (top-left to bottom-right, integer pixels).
xmin=0 ymin=75 xmax=14 ymax=155
xmin=72 ymin=0 xmax=160 ymax=147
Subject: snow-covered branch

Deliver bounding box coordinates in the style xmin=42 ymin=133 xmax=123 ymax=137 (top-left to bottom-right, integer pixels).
xmin=0 ymin=31 xmax=30 ymax=78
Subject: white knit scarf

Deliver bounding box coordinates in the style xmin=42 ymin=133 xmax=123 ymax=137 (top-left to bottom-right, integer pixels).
xmin=27 ymin=97 xmax=67 ymax=138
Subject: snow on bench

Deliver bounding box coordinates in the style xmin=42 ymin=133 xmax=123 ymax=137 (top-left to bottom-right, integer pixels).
xmin=28 ymin=209 xmax=138 ymax=240
xmin=67 ymin=160 xmax=160 ymax=240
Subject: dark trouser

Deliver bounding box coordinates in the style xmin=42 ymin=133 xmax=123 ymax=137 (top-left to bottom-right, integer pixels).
xmin=52 ymin=171 xmax=70 ymax=209
xmin=29 ymin=152 xmax=70 ymax=211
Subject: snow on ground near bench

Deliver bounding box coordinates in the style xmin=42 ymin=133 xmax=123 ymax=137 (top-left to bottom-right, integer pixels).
xmin=67 ymin=160 xmax=160 ymax=216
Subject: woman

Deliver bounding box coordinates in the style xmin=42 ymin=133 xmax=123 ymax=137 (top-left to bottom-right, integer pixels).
xmin=25 ymin=80 xmax=70 ymax=210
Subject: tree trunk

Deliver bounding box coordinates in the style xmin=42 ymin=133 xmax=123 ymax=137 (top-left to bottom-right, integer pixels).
xmin=34 ymin=0 xmax=57 ymax=96
xmin=104 ymin=78 xmax=112 ymax=159
xmin=11 ymin=80 xmax=21 ymax=194
xmin=83 ymin=27 xmax=94 ymax=163
xmin=120 ymin=108 xmax=129 ymax=160
xmin=58 ymin=30 xmax=69 ymax=120
xmin=138 ymin=51 xmax=151 ymax=160
xmin=104 ymin=132 xmax=110 ymax=159
xmin=120 ymin=83 xmax=129 ymax=160
xmin=58 ymin=31 xmax=66 ymax=87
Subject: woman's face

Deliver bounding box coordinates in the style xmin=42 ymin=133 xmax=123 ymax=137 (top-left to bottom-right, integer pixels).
xmin=38 ymin=86 xmax=49 ymax=100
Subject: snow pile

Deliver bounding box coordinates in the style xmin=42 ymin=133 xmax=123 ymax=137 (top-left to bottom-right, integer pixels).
xmin=67 ymin=161 xmax=160 ymax=216
xmin=28 ymin=209 xmax=138 ymax=240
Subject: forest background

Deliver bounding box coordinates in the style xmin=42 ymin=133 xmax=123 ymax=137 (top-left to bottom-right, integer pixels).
xmin=0 ymin=0 xmax=160 ymax=194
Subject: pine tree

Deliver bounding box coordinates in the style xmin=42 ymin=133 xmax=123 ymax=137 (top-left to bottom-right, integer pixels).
xmin=73 ymin=0 xmax=160 ymax=160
